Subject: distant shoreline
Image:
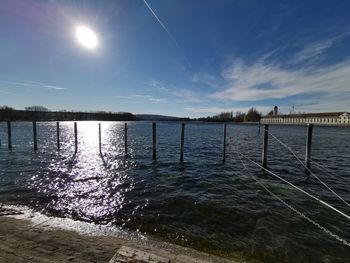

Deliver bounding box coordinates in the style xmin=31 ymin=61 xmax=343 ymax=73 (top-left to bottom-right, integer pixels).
xmin=0 ymin=109 xmax=137 ymax=122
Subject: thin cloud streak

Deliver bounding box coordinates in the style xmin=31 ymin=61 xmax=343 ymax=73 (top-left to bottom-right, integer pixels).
xmin=191 ymin=72 xmax=221 ymax=88
xmin=43 ymin=85 xmax=65 ymax=90
xmin=293 ymin=93 xmax=350 ymax=113
xmin=0 ymin=80 xmax=66 ymax=90
xmin=291 ymin=32 xmax=350 ymax=65
xmin=130 ymin=94 xmax=153 ymax=98
xmin=0 ymin=89 xmax=17 ymax=96
xmin=147 ymin=80 xmax=203 ymax=103
xmin=115 ymin=94 xmax=165 ymax=103
xmin=185 ymin=106 xmax=275 ymax=114
xmin=291 ymin=40 xmax=334 ymax=65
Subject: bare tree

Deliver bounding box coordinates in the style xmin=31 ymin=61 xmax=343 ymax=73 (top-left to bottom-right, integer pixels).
xmin=25 ymin=106 xmax=49 ymax=111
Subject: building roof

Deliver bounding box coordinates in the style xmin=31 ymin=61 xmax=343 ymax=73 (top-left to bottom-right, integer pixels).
xmin=262 ymin=112 xmax=348 ymax=119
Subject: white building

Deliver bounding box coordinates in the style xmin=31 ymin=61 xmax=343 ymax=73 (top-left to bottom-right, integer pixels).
xmin=261 ymin=112 xmax=350 ymax=125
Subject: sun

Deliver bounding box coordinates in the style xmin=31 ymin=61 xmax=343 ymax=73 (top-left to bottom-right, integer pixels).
xmin=75 ymin=25 xmax=98 ymax=50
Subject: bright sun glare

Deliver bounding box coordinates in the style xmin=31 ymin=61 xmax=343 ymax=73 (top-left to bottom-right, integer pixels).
xmin=75 ymin=25 xmax=98 ymax=50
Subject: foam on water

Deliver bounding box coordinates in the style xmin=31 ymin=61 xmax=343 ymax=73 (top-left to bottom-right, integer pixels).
xmin=3 ymin=204 xmax=147 ymax=240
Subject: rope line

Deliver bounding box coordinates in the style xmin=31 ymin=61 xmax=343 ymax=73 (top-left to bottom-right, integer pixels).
xmin=311 ymin=160 xmax=348 ymax=182
xmin=236 ymin=151 xmax=350 ymax=221
xmin=268 ymin=132 xmax=350 ymax=208
xmin=258 ymin=136 xmax=347 ymax=183
xmin=233 ymin=149 xmax=350 ymax=247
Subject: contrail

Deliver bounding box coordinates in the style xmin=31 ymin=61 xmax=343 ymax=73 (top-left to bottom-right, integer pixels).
xmin=143 ymin=0 xmax=191 ymax=68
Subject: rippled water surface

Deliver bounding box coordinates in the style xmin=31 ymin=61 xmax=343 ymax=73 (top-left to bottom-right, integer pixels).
xmin=0 ymin=121 xmax=349 ymax=262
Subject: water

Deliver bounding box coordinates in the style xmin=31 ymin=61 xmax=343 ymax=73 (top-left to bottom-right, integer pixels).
xmin=0 ymin=121 xmax=349 ymax=262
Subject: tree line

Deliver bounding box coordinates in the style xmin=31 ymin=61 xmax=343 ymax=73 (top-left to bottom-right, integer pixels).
xmin=0 ymin=106 xmax=136 ymax=121
xmin=0 ymin=105 xmax=262 ymax=122
xmin=196 ymin=108 xmax=261 ymax=122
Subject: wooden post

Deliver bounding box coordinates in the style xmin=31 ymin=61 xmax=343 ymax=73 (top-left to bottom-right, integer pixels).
xmin=124 ymin=123 xmax=128 ymax=157
xmin=33 ymin=121 xmax=38 ymax=150
xmin=180 ymin=123 xmax=185 ymax=163
xmin=262 ymin=124 xmax=269 ymax=168
xmin=305 ymin=124 xmax=313 ymax=172
xmin=56 ymin=122 xmax=60 ymax=151
xmin=7 ymin=121 xmax=12 ymax=149
xmin=222 ymin=123 xmax=227 ymax=163
xmin=98 ymin=123 xmax=102 ymax=154
xmin=74 ymin=122 xmax=78 ymax=154
xmin=152 ymin=122 xmax=157 ymax=161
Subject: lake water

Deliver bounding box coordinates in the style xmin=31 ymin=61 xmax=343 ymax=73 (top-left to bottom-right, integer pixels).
xmin=0 ymin=121 xmax=349 ymax=262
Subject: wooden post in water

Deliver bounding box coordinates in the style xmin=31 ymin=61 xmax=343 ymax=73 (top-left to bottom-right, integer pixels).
xmin=180 ymin=123 xmax=185 ymax=163
xmin=305 ymin=124 xmax=313 ymax=172
xmin=262 ymin=124 xmax=269 ymax=168
xmin=7 ymin=121 xmax=12 ymax=149
xmin=74 ymin=122 xmax=78 ymax=154
xmin=152 ymin=122 xmax=157 ymax=161
xmin=222 ymin=123 xmax=227 ymax=164
xmin=33 ymin=121 xmax=38 ymax=150
xmin=98 ymin=123 xmax=102 ymax=155
xmin=56 ymin=122 xmax=60 ymax=151
xmin=124 ymin=123 xmax=128 ymax=157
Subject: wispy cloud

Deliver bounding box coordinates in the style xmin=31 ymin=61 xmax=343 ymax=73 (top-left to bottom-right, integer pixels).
xmin=291 ymin=33 xmax=350 ymax=65
xmin=115 ymin=94 xmax=165 ymax=103
xmin=141 ymin=32 xmax=350 ymax=115
xmin=205 ymin=31 xmax=350 ymax=113
xmin=291 ymin=40 xmax=334 ymax=65
xmin=0 ymin=89 xmax=17 ymax=96
xmin=148 ymin=98 xmax=164 ymax=103
xmin=211 ymin=53 xmax=350 ymax=111
xmin=114 ymin=95 xmax=130 ymax=99
xmin=129 ymin=94 xmax=153 ymax=99
xmin=191 ymin=72 xmax=221 ymax=88
xmin=185 ymin=106 xmax=273 ymax=114
xmin=147 ymin=80 xmax=203 ymax=103
xmin=0 ymin=80 xmax=66 ymax=90
xmin=42 ymin=85 xmax=65 ymax=90
xmin=291 ymin=93 xmax=350 ymax=113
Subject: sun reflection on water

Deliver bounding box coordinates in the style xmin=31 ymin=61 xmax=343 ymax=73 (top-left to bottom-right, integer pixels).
xmin=27 ymin=121 xmax=142 ymax=225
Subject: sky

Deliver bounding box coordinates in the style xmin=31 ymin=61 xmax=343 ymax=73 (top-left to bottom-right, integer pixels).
xmin=1 ymin=0 xmax=350 ymax=117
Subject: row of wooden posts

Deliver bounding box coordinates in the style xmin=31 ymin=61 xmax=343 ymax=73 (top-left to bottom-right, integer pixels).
xmin=1 ymin=121 xmax=314 ymax=170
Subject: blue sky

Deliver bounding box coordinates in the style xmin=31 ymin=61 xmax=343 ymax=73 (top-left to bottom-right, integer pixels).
xmin=1 ymin=0 xmax=350 ymax=117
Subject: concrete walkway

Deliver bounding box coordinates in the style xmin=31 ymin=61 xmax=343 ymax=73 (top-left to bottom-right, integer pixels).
xmin=0 ymin=215 xmax=240 ymax=263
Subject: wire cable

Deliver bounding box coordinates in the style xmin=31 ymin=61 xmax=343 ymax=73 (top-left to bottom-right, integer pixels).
xmin=233 ymin=148 xmax=350 ymax=247
xmin=268 ymin=132 xmax=350 ymax=208
xmin=236 ymin=151 xmax=350 ymax=221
